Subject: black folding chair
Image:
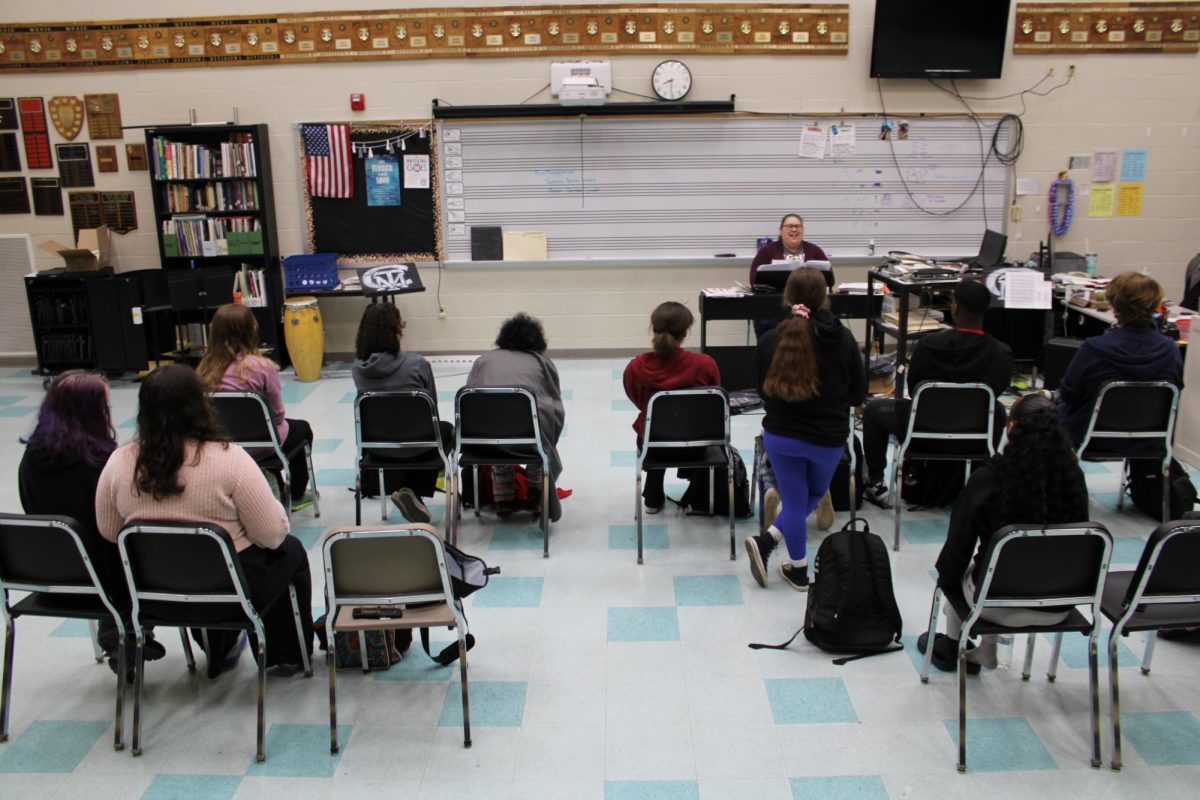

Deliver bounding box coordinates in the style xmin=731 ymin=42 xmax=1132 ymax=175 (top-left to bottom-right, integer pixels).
xmin=321 ymin=524 xmax=471 ymax=753
xmin=637 ymin=388 xmax=733 ymax=564
xmin=0 ymin=513 xmax=128 ymax=751
xmin=452 ymin=387 xmax=551 ymax=557
xmin=919 ymin=522 xmax=1112 ymax=772
xmin=1076 ymin=381 xmax=1179 ymax=522
xmin=210 ymin=391 xmax=320 ymax=519
xmin=117 ymin=521 xmax=312 ymax=762
xmin=890 ymin=382 xmax=997 ymax=551
xmin=1100 ymin=519 xmax=1200 ymax=770
xmin=353 ymin=391 xmax=451 ymax=526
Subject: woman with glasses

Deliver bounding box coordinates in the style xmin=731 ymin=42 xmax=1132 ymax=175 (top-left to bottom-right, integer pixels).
xmin=749 ymin=214 xmax=833 ymax=340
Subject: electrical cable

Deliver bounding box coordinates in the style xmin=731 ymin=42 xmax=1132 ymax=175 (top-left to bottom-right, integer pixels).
xmin=517 ymin=83 xmax=552 ymax=105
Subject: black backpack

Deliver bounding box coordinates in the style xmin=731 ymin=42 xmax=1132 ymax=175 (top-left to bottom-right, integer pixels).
xmin=1128 ymin=458 xmax=1198 ymax=522
xmin=900 ymin=458 xmax=966 ymax=508
xmin=676 ymin=448 xmax=753 ymax=518
xmin=750 ymin=519 xmax=903 ymax=664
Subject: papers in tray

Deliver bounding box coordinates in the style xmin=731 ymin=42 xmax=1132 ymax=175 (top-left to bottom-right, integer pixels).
xmin=703 ymin=287 xmax=749 ymax=298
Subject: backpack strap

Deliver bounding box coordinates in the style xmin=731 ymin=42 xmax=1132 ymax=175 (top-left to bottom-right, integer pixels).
xmin=831 ymin=644 xmax=904 ymax=665
xmin=748 ymin=625 xmax=805 ymax=651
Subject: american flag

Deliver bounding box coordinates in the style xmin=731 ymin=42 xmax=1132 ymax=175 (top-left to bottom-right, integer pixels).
xmin=302 ymin=124 xmax=353 ymax=198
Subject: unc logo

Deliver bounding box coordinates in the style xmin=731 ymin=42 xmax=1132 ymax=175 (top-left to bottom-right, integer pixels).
xmin=362 ymin=264 xmax=415 ymax=293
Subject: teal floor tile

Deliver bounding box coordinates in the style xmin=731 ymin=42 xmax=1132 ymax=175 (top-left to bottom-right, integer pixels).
xmin=118 ymin=415 xmax=138 ymax=429
xmin=608 ymin=607 xmax=681 ymax=642
xmin=280 ymin=382 xmax=320 ymax=404
xmin=289 ymin=524 xmax=326 ymax=550
xmin=1092 ymin=492 xmax=1122 ymax=509
xmin=0 ymin=395 xmax=25 ymax=406
xmin=612 ymin=367 xmax=625 ymax=380
xmin=141 ymin=774 xmax=242 ymax=800
xmin=1081 ymin=461 xmax=1118 ymax=475
xmin=438 ymin=680 xmax=526 ymax=727
xmin=673 ymin=575 xmax=743 ymax=606
xmin=1110 ymin=536 xmax=1149 ymax=565
xmin=50 ymin=618 xmax=92 ymax=638
xmin=605 ymin=780 xmax=700 ymax=800
xmin=6 ymin=369 xmax=33 ymax=378
xmin=437 ymin=390 xmax=455 ymax=403
xmin=561 ymin=388 xmax=574 ymax=401
xmin=311 ymin=438 xmax=343 ymax=454
xmin=765 ymin=678 xmax=857 ymax=724
xmin=790 ymin=776 xmax=888 ymax=800
xmin=488 ymin=524 xmax=547 ymax=551
xmin=608 ymin=524 xmax=669 ymax=551
xmin=1121 ymin=711 xmax=1200 ymax=765
xmin=1039 ymin=631 xmax=1139 ymax=669
xmin=611 ymin=451 xmax=636 ymax=467
xmin=315 ymin=468 xmax=357 ymax=486
xmin=943 ymin=717 xmax=1057 ymax=772
xmin=612 ymin=398 xmax=637 ymax=412
xmin=900 ymin=518 xmax=948 ymax=545
xmin=473 ymin=576 xmax=543 ymax=608
xmin=339 ymin=391 xmax=357 ymax=403
xmin=373 ymin=641 xmax=457 ymax=681
xmin=0 ymin=406 xmax=38 ymax=417
xmin=0 ymin=720 xmax=109 ymax=773
xmin=246 ymin=723 xmax=350 ymax=777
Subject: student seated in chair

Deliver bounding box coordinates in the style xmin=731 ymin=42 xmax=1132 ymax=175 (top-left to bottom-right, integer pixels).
xmin=352 ymin=302 xmax=453 ymax=523
xmin=95 ymin=365 xmax=314 ymax=678
xmin=1056 ymin=271 xmax=1183 ymax=451
xmin=861 ymin=278 xmax=1013 ymax=509
xmin=623 ymin=301 xmax=721 ymax=514
xmin=921 ymin=392 xmax=1089 ymax=672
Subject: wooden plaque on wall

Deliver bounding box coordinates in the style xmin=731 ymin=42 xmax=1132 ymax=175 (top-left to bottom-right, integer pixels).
xmin=96 ymin=145 xmax=119 ymax=172
xmin=32 ymin=177 xmax=64 ymax=215
xmin=125 ymin=143 xmax=147 ymax=170
xmin=84 ymin=94 xmax=123 ymax=139
xmin=56 ymin=143 xmax=95 ymax=188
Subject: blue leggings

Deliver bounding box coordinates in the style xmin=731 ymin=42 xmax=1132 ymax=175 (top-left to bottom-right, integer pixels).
xmin=762 ymin=430 xmax=843 ymax=562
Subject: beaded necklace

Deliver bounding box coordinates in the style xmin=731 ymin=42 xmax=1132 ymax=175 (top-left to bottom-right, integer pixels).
xmin=1048 ymin=174 xmax=1075 ymax=236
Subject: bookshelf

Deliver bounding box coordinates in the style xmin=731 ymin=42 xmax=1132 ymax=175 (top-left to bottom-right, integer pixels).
xmin=145 ymin=123 xmax=282 ymax=362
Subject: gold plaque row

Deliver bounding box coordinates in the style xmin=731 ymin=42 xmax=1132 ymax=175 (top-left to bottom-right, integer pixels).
xmin=0 ymin=5 xmax=850 ymax=72
xmin=1014 ymin=3 xmax=1200 ymax=53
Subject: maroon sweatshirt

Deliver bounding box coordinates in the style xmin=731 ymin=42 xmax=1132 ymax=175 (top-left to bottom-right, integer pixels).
xmin=623 ymin=348 xmax=721 ymax=437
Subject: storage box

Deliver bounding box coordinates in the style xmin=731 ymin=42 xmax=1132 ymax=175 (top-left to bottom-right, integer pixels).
xmin=38 ymin=226 xmax=112 ymax=272
xmin=284 ymin=253 xmax=339 ymax=291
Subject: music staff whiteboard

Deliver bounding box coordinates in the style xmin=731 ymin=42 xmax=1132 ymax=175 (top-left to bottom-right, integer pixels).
xmin=437 ymin=115 xmax=1012 ymax=262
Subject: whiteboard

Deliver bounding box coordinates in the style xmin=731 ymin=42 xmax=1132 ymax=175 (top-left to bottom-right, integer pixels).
xmin=437 ymin=115 xmax=1013 ymax=262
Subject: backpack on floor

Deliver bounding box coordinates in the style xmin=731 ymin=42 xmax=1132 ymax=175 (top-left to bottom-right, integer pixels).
xmin=749 ymin=518 xmax=903 ymax=664
xmin=458 ymin=465 xmax=538 ymax=510
xmin=899 ymin=458 xmax=966 ymax=508
xmin=676 ymin=448 xmax=753 ymax=518
xmin=1128 ymin=458 xmax=1198 ymax=521
xmin=830 ymin=435 xmax=865 ymax=512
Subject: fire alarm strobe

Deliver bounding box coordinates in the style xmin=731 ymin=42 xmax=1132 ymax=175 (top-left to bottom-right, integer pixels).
xmin=350 ymin=93 xmax=366 ymax=111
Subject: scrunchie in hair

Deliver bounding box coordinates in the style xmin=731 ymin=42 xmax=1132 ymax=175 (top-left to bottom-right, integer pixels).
xmin=791 ymin=303 xmax=810 ymax=319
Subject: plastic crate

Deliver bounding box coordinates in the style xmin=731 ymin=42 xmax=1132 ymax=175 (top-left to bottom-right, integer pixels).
xmin=283 ymin=253 xmax=339 ymax=291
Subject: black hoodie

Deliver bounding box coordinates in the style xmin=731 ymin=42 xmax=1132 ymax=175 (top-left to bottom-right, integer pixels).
xmin=754 ymin=308 xmax=865 ymax=447
xmin=906 ymin=328 xmax=1014 ymax=397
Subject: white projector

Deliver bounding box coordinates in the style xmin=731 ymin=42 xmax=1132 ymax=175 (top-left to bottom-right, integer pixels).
xmin=558 ymin=75 xmax=606 ymax=106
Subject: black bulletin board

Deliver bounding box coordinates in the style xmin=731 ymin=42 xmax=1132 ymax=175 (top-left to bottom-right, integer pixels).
xmin=303 ymin=123 xmax=438 ymax=262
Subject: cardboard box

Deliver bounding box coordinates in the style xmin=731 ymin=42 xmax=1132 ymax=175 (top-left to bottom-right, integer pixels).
xmin=38 ymin=226 xmax=111 ymax=272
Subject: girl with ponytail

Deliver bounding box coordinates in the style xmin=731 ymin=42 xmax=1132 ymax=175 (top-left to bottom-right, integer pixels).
xmin=745 ymin=268 xmax=864 ymax=591
xmin=623 ymin=301 xmax=721 ymax=512
xmin=924 ymin=392 xmax=1090 ymax=672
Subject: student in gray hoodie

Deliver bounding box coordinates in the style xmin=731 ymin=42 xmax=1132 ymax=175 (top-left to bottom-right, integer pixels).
xmin=352 ymin=303 xmax=452 ymax=522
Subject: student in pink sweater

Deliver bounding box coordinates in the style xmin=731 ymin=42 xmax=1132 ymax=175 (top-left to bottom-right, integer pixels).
xmin=96 ymin=364 xmax=313 ymax=678
xmin=197 ymin=304 xmax=316 ymax=512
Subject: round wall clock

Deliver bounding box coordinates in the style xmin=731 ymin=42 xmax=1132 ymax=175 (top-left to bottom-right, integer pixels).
xmin=651 ymin=59 xmax=692 ymax=101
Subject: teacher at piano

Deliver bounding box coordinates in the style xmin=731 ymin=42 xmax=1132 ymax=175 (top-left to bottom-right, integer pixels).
xmin=750 ymin=214 xmax=834 ymax=339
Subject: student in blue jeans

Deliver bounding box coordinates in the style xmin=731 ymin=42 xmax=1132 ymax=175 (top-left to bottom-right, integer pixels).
xmin=745 ymin=267 xmax=864 ymax=590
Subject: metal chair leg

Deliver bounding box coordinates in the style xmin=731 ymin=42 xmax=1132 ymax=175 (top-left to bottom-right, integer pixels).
xmin=327 ymin=652 xmax=339 ymax=755
xmin=88 ymin=620 xmax=104 ymax=663
xmin=636 ymin=469 xmax=645 ymax=565
xmin=1141 ymin=631 xmax=1157 ymax=675
xmin=1047 ymin=632 xmax=1064 ymax=682
xmin=1109 ymin=630 xmax=1124 ymax=770
xmin=728 ymin=463 xmax=736 ymax=561
xmin=1088 ymin=631 xmax=1102 ymax=768
xmin=200 ymin=628 xmax=212 ymax=672
xmin=1022 ymin=633 xmax=1037 ymax=681
xmin=459 ymin=635 xmax=472 ymax=748
xmin=131 ymin=628 xmax=145 ymax=757
xmin=708 ymin=466 xmax=715 ymax=516
xmin=255 ymin=638 xmax=266 ymax=763
xmin=354 ymin=483 xmax=362 ymax=526
xmin=892 ymin=456 xmax=903 ymax=552
xmin=1161 ymin=458 xmax=1170 ymax=523
xmin=306 ymin=443 xmax=321 ymax=518
xmin=541 ymin=471 xmax=550 ymax=560
xmin=179 ymin=628 xmax=196 ymax=672
xmin=920 ymin=588 xmax=941 ymax=683
xmin=1117 ymin=460 xmax=1127 ymax=511
xmin=112 ymin=624 xmax=125 ymax=751
xmin=288 ymin=584 xmax=313 ymax=677
xmin=957 ymin=638 xmax=969 ymax=772
xmin=472 ymin=466 xmax=480 ymax=518
xmin=379 ymin=469 xmax=387 ymax=521
xmin=1 ymin=619 xmax=15 ymax=742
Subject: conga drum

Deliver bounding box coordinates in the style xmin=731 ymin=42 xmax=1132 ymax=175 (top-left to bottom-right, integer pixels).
xmin=283 ymin=296 xmax=324 ymax=381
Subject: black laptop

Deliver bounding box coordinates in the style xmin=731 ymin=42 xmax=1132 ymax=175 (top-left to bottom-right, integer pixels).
xmin=968 ymin=229 xmax=1008 ymax=273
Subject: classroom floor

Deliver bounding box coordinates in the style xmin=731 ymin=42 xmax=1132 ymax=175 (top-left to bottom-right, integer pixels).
xmin=1 ymin=358 xmax=1198 ymax=800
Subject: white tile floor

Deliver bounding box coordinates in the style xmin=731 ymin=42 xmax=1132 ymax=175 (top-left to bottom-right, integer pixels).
xmin=0 ymin=358 xmax=1199 ymax=799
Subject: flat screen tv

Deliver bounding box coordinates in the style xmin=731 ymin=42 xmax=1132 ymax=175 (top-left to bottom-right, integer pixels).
xmin=870 ymin=1 xmax=1012 ymax=79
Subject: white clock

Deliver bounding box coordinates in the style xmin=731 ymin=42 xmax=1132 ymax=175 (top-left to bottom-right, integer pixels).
xmin=651 ymin=59 xmax=692 ymax=101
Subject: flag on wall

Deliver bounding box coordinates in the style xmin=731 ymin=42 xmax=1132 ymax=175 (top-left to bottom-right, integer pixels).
xmin=302 ymin=124 xmax=353 ymax=198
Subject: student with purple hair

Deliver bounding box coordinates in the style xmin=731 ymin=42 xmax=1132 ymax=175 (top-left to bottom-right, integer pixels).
xmin=18 ymin=371 xmax=166 ymax=675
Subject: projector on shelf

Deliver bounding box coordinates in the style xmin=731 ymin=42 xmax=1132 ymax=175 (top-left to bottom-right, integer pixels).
xmin=551 ymin=60 xmax=611 ymax=107
xmin=558 ymin=78 xmax=606 ymax=106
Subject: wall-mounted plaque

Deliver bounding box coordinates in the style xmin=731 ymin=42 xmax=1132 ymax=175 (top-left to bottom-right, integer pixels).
xmin=0 ymin=99 xmax=16 ymax=130
xmin=99 ymin=190 xmax=137 ymax=233
xmin=56 ymin=143 xmax=94 ymax=187
xmin=84 ymin=93 xmax=123 ymax=139
xmin=0 ymin=177 xmax=31 ymax=214
xmin=31 ymin=177 xmax=64 ymax=216
xmin=96 ymin=144 xmax=119 ymax=172
xmin=18 ymin=97 xmax=53 ymax=169
xmin=0 ymin=133 xmax=20 ymax=172
xmin=68 ymin=191 xmax=103 ymax=236
xmin=125 ymin=142 xmax=148 ymax=170
xmin=48 ymin=96 xmax=84 ymax=140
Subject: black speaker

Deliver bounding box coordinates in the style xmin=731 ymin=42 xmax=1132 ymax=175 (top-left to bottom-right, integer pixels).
xmin=1043 ymin=337 xmax=1084 ymax=391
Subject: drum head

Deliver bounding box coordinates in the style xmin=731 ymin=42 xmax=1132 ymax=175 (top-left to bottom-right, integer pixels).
xmin=285 ymin=296 xmax=319 ymax=309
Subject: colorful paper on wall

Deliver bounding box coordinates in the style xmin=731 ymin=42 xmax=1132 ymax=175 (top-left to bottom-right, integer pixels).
xmin=1120 ymin=148 xmax=1148 ymax=183
xmin=1116 ymin=182 xmax=1144 ymax=217
xmin=829 ymin=124 xmax=856 ymax=158
xmin=1088 ymin=184 xmax=1115 ymax=217
xmin=1092 ymin=149 xmax=1118 ymax=183
xmin=403 ymin=154 xmax=430 ymax=189
xmin=798 ymin=125 xmax=826 ymax=159
xmin=365 ymin=156 xmax=400 ymax=207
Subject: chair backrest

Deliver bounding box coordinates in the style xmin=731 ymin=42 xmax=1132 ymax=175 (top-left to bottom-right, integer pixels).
xmin=975 ymin=523 xmax=1112 ymax=608
xmin=453 ymin=388 xmax=544 ymax=455
xmin=902 ymin=382 xmax=997 ymax=460
xmin=322 ymin=524 xmax=455 ymax=609
xmin=355 ymin=390 xmax=447 ymax=457
xmin=0 ymin=513 xmax=109 ymax=596
xmin=644 ymin=388 xmax=730 ymax=448
xmin=1119 ymin=520 xmax=1200 ymax=607
xmin=1077 ymin=381 xmax=1179 ymax=458
xmin=210 ymin=391 xmax=284 ymax=450
xmin=117 ymin=521 xmax=257 ymax=624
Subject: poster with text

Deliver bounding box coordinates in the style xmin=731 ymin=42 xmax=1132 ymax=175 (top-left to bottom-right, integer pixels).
xmin=365 ymin=156 xmax=401 ymax=207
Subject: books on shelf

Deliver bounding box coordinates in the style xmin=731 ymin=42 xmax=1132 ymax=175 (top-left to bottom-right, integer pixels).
xmin=882 ymin=308 xmax=944 ymax=332
xmin=161 ymin=181 xmax=259 ymax=213
xmin=161 ymin=215 xmax=262 ymax=258
xmin=235 ymin=265 xmax=269 ymax=307
xmin=151 ymin=133 xmax=258 ymax=180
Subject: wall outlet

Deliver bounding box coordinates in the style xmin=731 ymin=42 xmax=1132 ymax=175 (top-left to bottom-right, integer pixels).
xmin=438 ymin=306 xmax=447 ymax=318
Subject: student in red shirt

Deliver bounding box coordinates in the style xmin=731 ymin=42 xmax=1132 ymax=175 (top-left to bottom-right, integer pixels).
xmin=624 ymin=302 xmax=721 ymax=513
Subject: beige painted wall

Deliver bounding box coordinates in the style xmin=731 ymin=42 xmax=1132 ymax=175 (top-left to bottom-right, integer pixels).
xmin=2 ymin=0 xmax=1197 ymax=355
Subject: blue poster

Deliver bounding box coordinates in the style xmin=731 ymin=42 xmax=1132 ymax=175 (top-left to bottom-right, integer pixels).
xmin=366 ymin=156 xmax=401 ymax=207
xmin=1120 ymin=148 xmax=1148 ymax=183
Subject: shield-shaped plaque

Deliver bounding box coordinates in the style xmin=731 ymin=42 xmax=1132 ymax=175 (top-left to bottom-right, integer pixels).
xmin=48 ymin=96 xmax=84 ymax=141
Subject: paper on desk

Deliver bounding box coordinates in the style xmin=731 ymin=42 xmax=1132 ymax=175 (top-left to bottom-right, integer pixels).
xmin=1003 ymin=270 xmax=1052 ymax=309
xmin=837 ymin=282 xmax=871 ymax=294
xmin=502 ymin=230 xmax=548 ymax=260
xmin=798 ymin=125 xmax=826 ymax=159
xmin=703 ymin=287 xmax=747 ymax=297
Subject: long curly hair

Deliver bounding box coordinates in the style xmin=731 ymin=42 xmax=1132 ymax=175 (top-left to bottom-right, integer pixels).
xmin=24 ymin=370 xmax=116 ymax=467
xmin=196 ymin=303 xmax=273 ymax=388
xmin=134 ymin=364 xmax=229 ymax=500
xmin=355 ymin=303 xmax=403 ymax=361
xmin=763 ymin=267 xmax=827 ymax=402
xmin=990 ymin=392 xmax=1089 ymax=528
